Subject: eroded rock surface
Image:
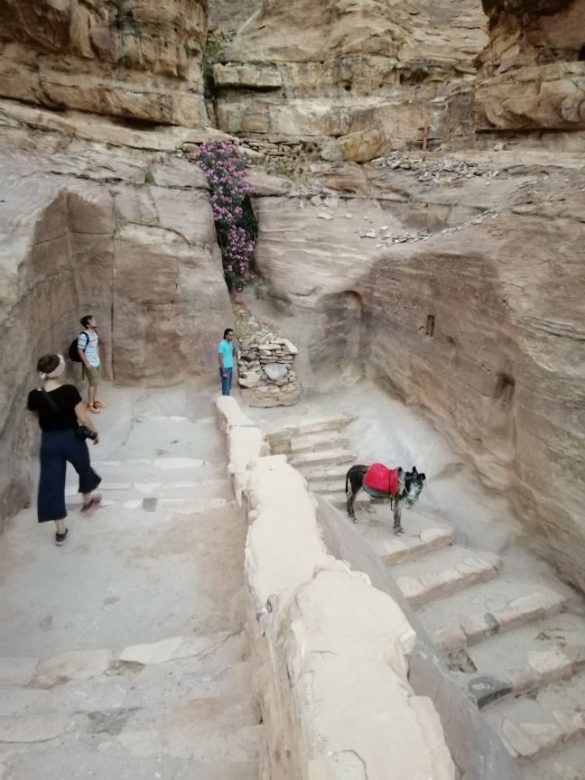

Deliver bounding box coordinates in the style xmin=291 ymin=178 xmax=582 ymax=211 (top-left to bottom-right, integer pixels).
xmin=0 ymin=0 xmax=208 ymax=126
xmin=475 ymin=0 xmax=585 ymax=137
xmin=0 ymin=102 xmax=230 ymax=526
xmin=246 ymin=152 xmax=585 ymax=593
xmin=214 ymin=0 xmax=487 ymax=155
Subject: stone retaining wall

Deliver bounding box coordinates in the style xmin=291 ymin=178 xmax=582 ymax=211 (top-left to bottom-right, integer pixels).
xmin=216 ymin=395 xmax=456 ymax=779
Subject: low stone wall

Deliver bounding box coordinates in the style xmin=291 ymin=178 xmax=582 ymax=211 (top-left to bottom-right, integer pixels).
xmin=317 ymin=500 xmax=522 ymax=780
xmin=216 ymin=396 xmax=456 ymax=780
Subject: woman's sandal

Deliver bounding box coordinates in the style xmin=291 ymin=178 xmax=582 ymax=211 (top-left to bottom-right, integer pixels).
xmin=81 ymin=495 xmax=102 ymax=514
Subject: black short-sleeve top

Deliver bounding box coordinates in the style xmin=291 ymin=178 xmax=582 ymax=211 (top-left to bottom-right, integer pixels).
xmin=27 ymin=385 xmax=82 ymax=431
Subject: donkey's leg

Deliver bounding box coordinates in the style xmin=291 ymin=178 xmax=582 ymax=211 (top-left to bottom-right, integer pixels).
xmin=393 ymin=500 xmax=404 ymax=535
xmin=347 ymin=486 xmax=359 ymax=522
xmin=347 ymin=478 xmax=361 ymax=523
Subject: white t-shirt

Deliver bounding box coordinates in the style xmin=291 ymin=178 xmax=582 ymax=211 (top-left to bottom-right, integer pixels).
xmin=78 ymin=330 xmax=100 ymax=367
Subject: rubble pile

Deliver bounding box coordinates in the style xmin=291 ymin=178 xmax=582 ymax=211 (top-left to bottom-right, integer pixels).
xmin=383 ymin=153 xmax=500 ymax=184
xmin=238 ymin=332 xmax=301 ymax=407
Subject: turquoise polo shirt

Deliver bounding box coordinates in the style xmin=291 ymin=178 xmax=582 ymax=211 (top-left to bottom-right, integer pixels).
xmin=217 ymin=339 xmax=234 ymax=369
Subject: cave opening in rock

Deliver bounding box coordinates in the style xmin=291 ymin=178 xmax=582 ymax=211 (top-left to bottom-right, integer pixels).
xmin=425 ymin=314 xmax=435 ymax=337
xmin=493 ymin=371 xmax=515 ymax=404
xmin=578 ymin=45 xmax=585 ymax=61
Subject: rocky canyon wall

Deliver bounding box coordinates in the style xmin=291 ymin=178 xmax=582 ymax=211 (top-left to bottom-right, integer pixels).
xmin=247 ymin=152 xmax=585 ymax=592
xmin=0 ymin=0 xmax=208 ymax=126
xmin=212 ymin=0 xmax=488 ymax=159
xmin=475 ymin=0 xmax=585 ymax=144
xmin=0 ymin=103 xmax=231 ymax=526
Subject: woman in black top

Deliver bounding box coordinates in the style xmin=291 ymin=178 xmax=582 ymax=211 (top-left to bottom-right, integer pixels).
xmin=27 ymin=354 xmax=102 ymax=546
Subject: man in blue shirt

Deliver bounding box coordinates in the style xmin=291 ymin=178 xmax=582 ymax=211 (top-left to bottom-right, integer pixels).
xmin=217 ymin=328 xmax=235 ymax=396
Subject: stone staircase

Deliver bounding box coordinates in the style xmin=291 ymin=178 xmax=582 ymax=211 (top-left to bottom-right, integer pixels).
xmin=0 ymin=398 xmax=265 ymax=779
xmin=271 ymin=416 xmax=585 ymax=780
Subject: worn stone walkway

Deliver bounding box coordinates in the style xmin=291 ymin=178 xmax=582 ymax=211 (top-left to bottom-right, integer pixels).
xmin=0 ymin=383 xmax=263 ymax=779
xmin=252 ymin=381 xmax=585 ymax=780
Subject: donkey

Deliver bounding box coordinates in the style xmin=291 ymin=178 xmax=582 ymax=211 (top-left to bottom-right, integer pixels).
xmin=345 ymin=463 xmax=426 ymax=534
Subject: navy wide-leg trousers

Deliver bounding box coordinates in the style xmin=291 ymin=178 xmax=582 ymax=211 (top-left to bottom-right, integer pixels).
xmin=37 ymin=429 xmax=101 ymax=523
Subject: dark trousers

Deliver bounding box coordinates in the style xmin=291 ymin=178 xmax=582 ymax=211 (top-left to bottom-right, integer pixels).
xmin=220 ymin=367 xmax=233 ymax=396
xmin=37 ymin=429 xmax=101 ymax=523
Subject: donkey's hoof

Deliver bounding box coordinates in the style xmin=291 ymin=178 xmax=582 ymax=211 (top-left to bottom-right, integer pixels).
xmin=350 ymin=516 xmax=357 ymax=524
xmin=394 ymin=527 xmax=404 ymax=536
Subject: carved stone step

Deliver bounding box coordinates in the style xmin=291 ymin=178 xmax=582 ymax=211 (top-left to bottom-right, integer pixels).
xmin=267 ymin=414 xmax=352 ymax=453
xmin=459 ymin=613 xmax=585 ymax=708
xmin=353 ymin=510 xmax=455 ymax=565
xmin=290 ymin=448 xmax=355 ymax=470
xmin=393 ymin=545 xmax=501 ymax=607
xmin=482 ymin=670 xmax=585 ymax=763
xmin=518 ymin=735 xmax=585 ymax=780
xmin=290 ymin=431 xmax=350 ymax=454
xmin=418 ymin=577 xmax=570 ymax=651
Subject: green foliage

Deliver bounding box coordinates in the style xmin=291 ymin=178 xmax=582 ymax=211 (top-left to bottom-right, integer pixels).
xmin=144 ymin=168 xmax=155 ymax=186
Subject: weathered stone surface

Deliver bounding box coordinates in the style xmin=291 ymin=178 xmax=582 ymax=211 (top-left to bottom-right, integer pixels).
xmin=239 ymin=445 xmax=456 ymax=779
xmin=475 ymin=0 xmax=585 ymax=138
xmin=0 ymin=115 xmax=232 ymax=525
xmin=0 ymin=0 xmax=208 ymax=126
xmin=214 ymin=0 xmax=486 ymax=148
xmin=475 ymin=62 xmax=585 ymax=131
xmin=248 ymin=155 xmax=585 ymax=592
xmin=214 ymin=63 xmax=282 ymax=89
xmin=236 ymin=323 xmax=301 ymax=407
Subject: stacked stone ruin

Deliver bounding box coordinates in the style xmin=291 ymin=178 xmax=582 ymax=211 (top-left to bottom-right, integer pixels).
xmin=237 ymin=333 xmax=300 ymax=406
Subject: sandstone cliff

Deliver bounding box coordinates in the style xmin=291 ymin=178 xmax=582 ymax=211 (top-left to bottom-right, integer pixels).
xmin=475 ymin=0 xmax=585 ymax=142
xmin=0 ymin=101 xmax=231 ymax=527
xmin=0 ymin=0 xmax=208 ymax=126
xmin=244 ymin=152 xmax=585 ymax=592
xmin=213 ymin=0 xmax=487 ymax=157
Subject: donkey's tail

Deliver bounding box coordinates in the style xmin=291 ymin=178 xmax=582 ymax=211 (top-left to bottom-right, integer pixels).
xmin=345 ymin=469 xmax=349 ymax=494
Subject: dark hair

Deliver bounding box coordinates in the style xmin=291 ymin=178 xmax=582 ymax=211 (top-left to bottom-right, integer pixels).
xmin=80 ymin=315 xmax=93 ymax=328
xmin=223 ymin=328 xmax=234 ymax=338
xmin=37 ymin=354 xmax=60 ymax=374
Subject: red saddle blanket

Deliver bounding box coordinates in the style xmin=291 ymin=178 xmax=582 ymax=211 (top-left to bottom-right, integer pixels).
xmin=364 ymin=463 xmax=399 ymax=496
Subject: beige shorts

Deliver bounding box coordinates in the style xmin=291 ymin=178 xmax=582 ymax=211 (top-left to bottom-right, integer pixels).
xmin=85 ymin=364 xmax=102 ymax=387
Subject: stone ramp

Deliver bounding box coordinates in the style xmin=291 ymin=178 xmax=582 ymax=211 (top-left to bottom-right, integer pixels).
xmin=0 ymin=392 xmax=264 ymax=777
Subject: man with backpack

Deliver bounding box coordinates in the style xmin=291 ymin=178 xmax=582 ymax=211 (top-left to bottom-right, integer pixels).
xmin=75 ymin=315 xmax=104 ymax=414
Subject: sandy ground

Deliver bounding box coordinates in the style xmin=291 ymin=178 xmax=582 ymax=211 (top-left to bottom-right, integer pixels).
xmin=0 ymin=379 xmax=247 ymax=658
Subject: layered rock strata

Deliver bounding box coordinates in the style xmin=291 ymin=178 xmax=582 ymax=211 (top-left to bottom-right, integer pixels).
xmin=238 ymin=333 xmax=300 ymax=407
xmin=213 ymin=0 xmax=487 ymax=157
xmin=0 ymin=0 xmax=208 ymax=126
xmin=245 ymin=151 xmax=585 ymax=593
xmin=475 ymin=0 xmax=585 ymax=137
xmin=0 ymin=101 xmax=231 ymax=527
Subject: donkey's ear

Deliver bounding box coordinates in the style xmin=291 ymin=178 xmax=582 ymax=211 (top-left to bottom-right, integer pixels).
xmin=420 ymin=473 xmax=426 ymax=481
xmin=412 ymin=466 xmax=418 ymax=475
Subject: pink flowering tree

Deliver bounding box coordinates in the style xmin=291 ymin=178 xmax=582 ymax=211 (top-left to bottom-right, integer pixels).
xmin=195 ymin=141 xmax=257 ymax=291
